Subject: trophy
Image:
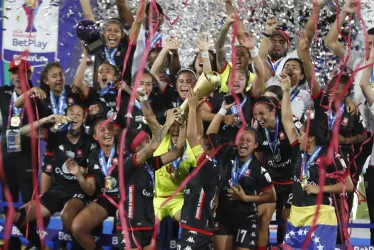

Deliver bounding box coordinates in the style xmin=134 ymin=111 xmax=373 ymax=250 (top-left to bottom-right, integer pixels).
xmin=175 ymin=71 xmax=221 ymax=126
xmin=76 ymin=20 xmax=105 ymax=55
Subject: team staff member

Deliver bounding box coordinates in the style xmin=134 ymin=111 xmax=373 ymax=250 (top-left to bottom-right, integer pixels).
xmin=138 ymin=87 xmax=197 ymax=222
xmin=176 ymin=88 xmax=222 ymax=249
xmin=280 ymin=72 xmax=353 ymax=249
xmin=253 ymin=95 xmax=301 ymax=247
xmin=208 ymin=99 xmax=275 ymax=250
xmin=0 ymin=58 xmax=37 ymax=250
xmin=15 ymin=104 xmax=95 ymax=249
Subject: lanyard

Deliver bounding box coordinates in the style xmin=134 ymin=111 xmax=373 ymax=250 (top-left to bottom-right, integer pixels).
xmin=7 ymin=91 xmax=24 ymax=128
xmin=170 ymin=143 xmax=187 ymax=170
xmin=300 ymin=146 xmax=322 ymax=179
xmin=104 ymin=46 xmax=118 ymax=66
xmin=146 ymin=31 xmax=163 ymax=49
xmin=100 ymin=81 xmax=114 ymax=96
xmin=290 ymin=85 xmax=301 ymax=102
xmin=267 ymin=56 xmax=283 ymax=73
xmin=230 ymin=95 xmax=248 ymax=115
xmin=49 ymin=89 xmax=66 ymax=115
xmin=134 ymin=99 xmax=142 ymax=110
xmin=231 ymin=155 xmax=252 ymax=186
xmin=328 ymin=103 xmax=345 ymax=130
xmin=144 ymin=162 xmax=155 ymax=188
xmin=264 ymin=116 xmax=279 ymax=154
xmin=99 ymin=144 xmax=116 ymax=176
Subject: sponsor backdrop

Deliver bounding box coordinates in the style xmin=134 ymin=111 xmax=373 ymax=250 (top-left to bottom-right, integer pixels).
xmin=0 ymin=0 xmax=82 ymax=87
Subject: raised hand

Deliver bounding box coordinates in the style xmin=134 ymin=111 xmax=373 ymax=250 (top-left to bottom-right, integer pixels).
xmin=239 ymin=32 xmax=256 ymax=50
xmin=165 ymin=108 xmax=180 ymax=125
xmin=297 ymin=30 xmax=310 ymax=51
xmin=228 ymin=185 xmax=247 ymax=201
xmin=187 ymin=87 xmax=201 ymax=110
xmin=221 ymin=99 xmax=235 ymax=111
xmin=196 ymin=33 xmax=211 ymax=52
xmin=226 ymin=13 xmax=236 ymax=26
xmin=279 ymin=72 xmax=292 ymax=92
xmin=342 ymin=0 xmax=358 ymax=14
xmin=265 ymin=17 xmax=278 ymax=34
xmin=31 ymin=87 xmax=47 ymax=99
xmin=88 ymin=104 xmax=100 ymax=116
xmin=164 ymin=37 xmax=181 ymax=51
xmin=137 ymin=87 xmax=146 ymax=97
xmin=65 ymin=158 xmax=81 ymax=177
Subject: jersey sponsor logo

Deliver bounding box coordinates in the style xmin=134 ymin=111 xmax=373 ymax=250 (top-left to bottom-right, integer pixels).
xmin=279 ymin=132 xmax=286 ymax=140
xmin=61 ymin=162 xmax=70 ymax=174
xmin=195 ymin=189 xmax=205 ymax=220
xmin=107 ymin=110 xmax=117 ymax=120
xmin=65 ymin=150 xmax=75 ymax=158
xmin=128 ymin=185 xmax=134 ymax=219
xmin=186 ymin=237 xmax=195 ymax=243
xmin=55 ymin=165 xmax=76 ymax=180
xmin=94 ymin=164 xmax=100 ymax=170
xmin=106 ymin=101 xmax=116 ymax=107
xmin=58 ymin=231 xmax=73 ymax=241
xmin=46 ymin=164 xmax=52 ymax=172
xmin=341 ymin=117 xmax=349 ymax=126
xmin=183 ymin=246 xmax=192 ymax=250
xmin=59 ymin=145 xmax=64 ymax=151
xmin=142 ymin=189 xmax=153 ymax=197
xmin=76 ymin=149 xmax=82 ymax=157
xmin=267 ymin=158 xmax=291 ymax=168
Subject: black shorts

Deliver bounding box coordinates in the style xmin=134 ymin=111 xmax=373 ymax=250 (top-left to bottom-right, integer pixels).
xmin=214 ymin=215 xmax=258 ymax=249
xmin=274 ymin=184 xmax=293 ymax=209
xmin=177 ymin=228 xmax=211 ymax=250
xmin=40 ymin=190 xmax=86 ymax=215
xmin=94 ymin=196 xmax=118 ymax=217
xmin=117 ymin=228 xmax=152 ymax=249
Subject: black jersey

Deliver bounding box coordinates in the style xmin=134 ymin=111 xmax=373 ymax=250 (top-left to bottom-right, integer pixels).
xmin=313 ymin=90 xmax=366 ymax=153
xmin=120 ymin=154 xmax=163 ymax=230
xmin=257 ymin=117 xmax=302 ymax=183
xmin=162 ymin=84 xmax=183 ymax=109
xmin=42 ymin=130 xmax=95 ymax=195
xmin=207 ymin=91 xmax=256 ymax=140
xmin=36 ymin=85 xmax=89 ymax=119
xmin=0 ymin=86 xmax=35 ymax=160
xmin=292 ymin=146 xmax=350 ymax=207
xmin=93 ymin=39 xmax=136 ymax=85
xmin=114 ymin=93 xmax=166 ymax=134
xmin=87 ymin=87 xmax=119 ymax=119
xmin=216 ymin=146 xmax=273 ymax=226
xmin=180 ymin=154 xmax=221 ymax=235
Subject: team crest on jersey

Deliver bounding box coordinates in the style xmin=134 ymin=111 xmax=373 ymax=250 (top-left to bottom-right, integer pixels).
xmin=46 ymin=164 xmax=52 ymax=172
xmin=68 ymin=98 xmax=74 ymax=105
xmin=341 ymin=117 xmax=349 ymax=126
xmin=279 ymin=132 xmax=286 ymax=140
xmin=76 ymin=149 xmax=82 ymax=157
xmin=113 ymin=158 xmax=118 ymax=165
xmin=66 ymin=150 xmax=75 ymax=158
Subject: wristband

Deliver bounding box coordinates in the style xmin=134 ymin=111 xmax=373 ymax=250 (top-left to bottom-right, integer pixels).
xmin=201 ymin=51 xmax=209 ymax=58
xmin=249 ymin=47 xmax=259 ymax=58
xmin=140 ymin=95 xmax=148 ymax=102
xmin=218 ymin=108 xmax=227 ymax=116
xmin=262 ymin=32 xmax=272 ymax=38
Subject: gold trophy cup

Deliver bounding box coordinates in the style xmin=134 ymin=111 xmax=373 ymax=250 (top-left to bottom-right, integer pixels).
xmin=175 ymin=71 xmax=221 ymax=126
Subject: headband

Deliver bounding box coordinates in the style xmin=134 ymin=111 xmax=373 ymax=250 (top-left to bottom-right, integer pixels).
xmin=130 ymin=130 xmax=148 ymax=150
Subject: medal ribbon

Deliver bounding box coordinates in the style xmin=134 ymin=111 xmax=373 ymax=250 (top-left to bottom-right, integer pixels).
xmin=145 ymin=31 xmax=163 ymax=49
xmin=104 ymin=46 xmax=118 ymax=66
xmin=267 ymin=56 xmax=283 ymax=73
xmin=290 ymin=85 xmax=302 ymax=102
xmin=99 ymin=144 xmax=117 ymax=177
xmin=230 ymin=95 xmax=248 ymax=115
xmin=328 ymin=103 xmax=345 ymax=130
xmin=264 ymin=116 xmax=279 ymax=154
xmin=100 ymin=81 xmax=115 ymax=96
xmin=144 ymin=162 xmax=155 ymax=188
xmin=134 ymin=99 xmax=142 ymax=110
xmin=49 ymin=89 xmax=66 ymax=115
xmin=170 ymin=143 xmax=187 ymax=171
xmin=231 ymin=155 xmax=252 ymax=186
xmin=7 ymin=91 xmax=24 ymax=129
xmin=300 ymin=146 xmax=322 ymax=180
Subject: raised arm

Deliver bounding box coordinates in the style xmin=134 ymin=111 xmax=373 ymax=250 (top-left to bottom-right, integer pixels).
xmin=196 ymin=33 xmax=213 ymax=72
xmin=216 ymin=14 xmax=235 ymax=72
xmin=128 ymin=1 xmax=146 ymax=44
xmin=135 ymin=109 xmax=178 ymax=164
xmin=186 ymin=88 xmax=202 ymax=148
xmin=280 ymin=73 xmax=298 ymax=144
xmin=160 ymin=122 xmax=186 ymax=164
xmin=150 ymin=37 xmax=180 ymax=92
xmin=79 ymin=0 xmax=95 ymax=21
xmin=304 ymin=0 xmax=325 ymax=42
xmin=297 ymin=31 xmax=321 ymax=97
xmin=19 ymin=114 xmax=62 ymax=139
xmin=71 ymin=44 xmax=89 ymax=98
xmin=224 ymin=0 xmax=245 ymax=41
xmin=14 ymin=87 xmax=46 ymax=108
xmin=137 ymin=88 xmax=162 ymax=134
xmin=206 ymin=100 xmax=234 ymax=134
xmin=116 ymin=0 xmax=135 ymax=27
xmin=325 ymin=0 xmax=357 ymax=57
xmin=259 ymin=17 xmax=278 ymax=82
xmin=239 ymin=32 xmax=265 ymax=98
xmin=359 ymin=47 xmax=374 ymax=105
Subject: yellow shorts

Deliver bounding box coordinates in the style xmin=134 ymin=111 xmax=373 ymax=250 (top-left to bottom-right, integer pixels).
xmin=153 ymin=195 xmax=184 ymax=221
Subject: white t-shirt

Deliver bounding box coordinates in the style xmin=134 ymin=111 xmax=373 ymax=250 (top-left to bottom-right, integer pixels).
xmin=132 ymin=24 xmax=169 ymax=76
xmin=265 ymin=49 xmax=299 ymax=87
xmin=344 ymin=48 xmax=374 ymax=132
xmin=290 ymin=88 xmax=313 ymax=121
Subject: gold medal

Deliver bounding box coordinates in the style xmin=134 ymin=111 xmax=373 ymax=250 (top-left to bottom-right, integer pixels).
xmin=301 ymin=176 xmax=308 ymax=188
xmin=105 ymin=177 xmax=113 ymax=190
xmin=170 ymin=168 xmax=180 ymax=182
xmin=10 ymin=116 xmax=20 ymax=128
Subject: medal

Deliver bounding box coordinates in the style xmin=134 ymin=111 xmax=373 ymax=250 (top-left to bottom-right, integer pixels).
xmin=170 ymin=143 xmax=187 ymax=182
xmin=10 ymin=116 xmax=21 ymax=128
xmin=301 ymin=176 xmax=308 ymax=188
xmin=170 ymin=168 xmax=180 ymax=182
xmin=300 ymin=146 xmax=322 ymax=190
xmin=105 ymin=177 xmax=113 ymax=190
xmin=231 ymin=155 xmax=252 ymax=187
xmin=264 ymin=116 xmax=279 ymax=156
